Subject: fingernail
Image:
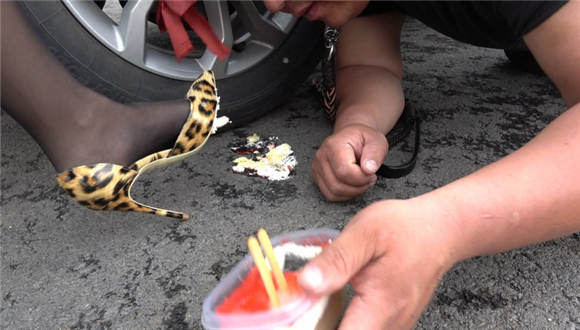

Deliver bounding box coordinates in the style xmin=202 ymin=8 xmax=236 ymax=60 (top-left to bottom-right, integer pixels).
xmin=299 ymin=266 xmax=323 ymax=290
xmin=365 ymin=160 xmax=378 ymax=172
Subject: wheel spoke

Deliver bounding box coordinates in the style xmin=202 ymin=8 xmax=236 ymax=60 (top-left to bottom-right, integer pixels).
xmin=117 ymin=0 xmax=154 ymax=64
xmin=62 ymin=0 xmax=298 ymax=80
xmin=199 ymin=0 xmax=234 ymax=77
xmin=232 ymin=1 xmax=286 ymax=48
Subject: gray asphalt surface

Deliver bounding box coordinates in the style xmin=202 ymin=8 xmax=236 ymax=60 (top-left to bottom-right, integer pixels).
xmin=1 ymin=18 xmax=579 ymax=329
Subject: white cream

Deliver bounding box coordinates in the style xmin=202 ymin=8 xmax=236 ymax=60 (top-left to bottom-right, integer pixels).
xmin=232 ymin=140 xmax=297 ymax=181
xmin=211 ymin=115 xmax=230 ymax=134
xmin=270 ymin=243 xmax=323 ymax=270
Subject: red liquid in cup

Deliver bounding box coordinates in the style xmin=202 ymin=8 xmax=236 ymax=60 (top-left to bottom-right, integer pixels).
xmin=217 ymin=269 xmax=302 ymax=313
xmin=201 ymin=228 xmax=345 ymax=330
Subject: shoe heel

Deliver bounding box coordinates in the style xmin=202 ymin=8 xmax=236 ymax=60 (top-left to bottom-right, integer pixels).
xmin=56 ymin=163 xmax=189 ymax=220
xmin=55 ymin=70 xmax=218 ymax=220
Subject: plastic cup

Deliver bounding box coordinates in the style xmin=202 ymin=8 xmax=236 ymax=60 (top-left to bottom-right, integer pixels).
xmin=201 ymin=228 xmax=346 ymax=330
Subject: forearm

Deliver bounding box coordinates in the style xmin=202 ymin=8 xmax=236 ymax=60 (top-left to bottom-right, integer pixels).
xmin=333 ymin=12 xmax=405 ymax=135
xmin=420 ymin=103 xmax=580 ymax=262
xmin=334 ymin=65 xmax=404 ymax=134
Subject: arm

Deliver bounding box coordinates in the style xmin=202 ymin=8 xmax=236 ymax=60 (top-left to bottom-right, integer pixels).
xmin=263 ymin=0 xmax=368 ymax=27
xmin=261 ymin=0 xmax=403 ymax=201
xmin=312 ymin=12 xmax=406 ymax=201
xmin=425 ymin=0 xmax=580 ymax=259
xmin=427 ymin=104 xmax=580 ymax=259
xmin=299 ymin=2 xmax=580 ymax=330
xmin=334 ymin=12 xmax=405 ymax=134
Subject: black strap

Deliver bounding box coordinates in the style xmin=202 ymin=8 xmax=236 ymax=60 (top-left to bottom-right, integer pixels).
xmin=376 ymin=104 xmax=420 ymax=178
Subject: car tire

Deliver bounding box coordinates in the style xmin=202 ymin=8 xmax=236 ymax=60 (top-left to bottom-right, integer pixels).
xmin=19 ymin=1 xmax=324 ymax=126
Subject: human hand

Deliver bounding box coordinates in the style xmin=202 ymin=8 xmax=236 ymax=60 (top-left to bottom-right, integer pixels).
xmin=262 ymin=0 xmax=369 ymax=27
xmin=298 ymin=199 xmax=462 ymax=329
xmin=312 ymin=124 xmax=387 ymax=201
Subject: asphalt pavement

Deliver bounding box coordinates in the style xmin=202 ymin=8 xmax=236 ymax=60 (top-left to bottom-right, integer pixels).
xmin=1 ymin=19 xmax=579 ymax=329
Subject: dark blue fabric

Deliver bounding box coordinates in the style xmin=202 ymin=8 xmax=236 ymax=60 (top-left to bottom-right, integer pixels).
xmin=361 ymin=1 xmax=568 ymax=49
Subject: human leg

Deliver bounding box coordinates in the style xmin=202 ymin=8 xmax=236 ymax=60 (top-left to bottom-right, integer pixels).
xmin=0 ymin=1 xmax=189 ymax=172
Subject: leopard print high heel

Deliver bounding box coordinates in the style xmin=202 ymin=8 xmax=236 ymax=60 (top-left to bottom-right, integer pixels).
xmin=56 ymin=71 xmax=219 ymax=220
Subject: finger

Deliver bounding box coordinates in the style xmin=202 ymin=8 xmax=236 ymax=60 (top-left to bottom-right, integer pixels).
xmin=314 ymin=168 xmax=374 ymax=202
xmin=263 ymin=0 xmax=285 ymax=13
xmin=281 ymin=1 xmax=313 ymax=17
xmin=312 ymin=162 xmax=347 ymax=202
xmin=339 ymin=295 xmax=391 ymax=330
xmin=312 ymin=161 xmax=337 ymax=200
xmin=313 ymin=156 xmax=375 ymax=201
xmin=360 ymin=135 xmax=388 ymax=175
xmin=298 ymin=221 xmax=376 ymax=295
xmin=312 ymin=174 xmax=342 ymax=202
xmin=313 ymin=145 xmax=372 ymax=188
xmin=328 ymin=143 xmax=375 ymax=186
xmin=341 ymin=284 xmax=427 ymax=330
xmin=320 ymin=154 xmax=375 ymax=192
xmin=338 ymin=255 xmax=403 ymax=330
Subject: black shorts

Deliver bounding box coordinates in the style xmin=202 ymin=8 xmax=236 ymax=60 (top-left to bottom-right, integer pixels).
xmin=361 ymin=1 xmax=568 ymax=49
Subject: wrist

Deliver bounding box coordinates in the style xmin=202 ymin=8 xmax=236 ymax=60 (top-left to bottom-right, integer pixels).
xmin=334 ymin=115 xmax=380 ymax=134
xmin=333 ymin=122 xmax=376 ymax=135
xmin=334 ymin=103 xmax=403 ymax=134
xmin=407 ymin=194 xmax=468 ymax=266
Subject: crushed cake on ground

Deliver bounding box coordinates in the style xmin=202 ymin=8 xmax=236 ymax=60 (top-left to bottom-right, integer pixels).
xmin=230 ymin=134 xmax=297 ymax=181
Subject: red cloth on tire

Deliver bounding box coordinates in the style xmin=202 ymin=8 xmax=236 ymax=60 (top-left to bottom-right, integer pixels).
xmin=157 ymin=0 xmax=230 ymax=61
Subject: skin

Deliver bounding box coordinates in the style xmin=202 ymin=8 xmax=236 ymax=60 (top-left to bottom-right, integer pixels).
xmin=266 ymin=1 xmax=580 ymax=329
xmin=263 ymin=0 xmax=368 ymax=27
xmin=312 ymin=13 xmax=405 ymax=201
xmin=0 ymin=1 xmax=189 ymax=172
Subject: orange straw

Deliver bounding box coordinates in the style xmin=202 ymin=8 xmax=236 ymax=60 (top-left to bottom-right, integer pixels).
xmin=257 ymin=228 xmax=288 ymax=292
xmin=248 ymin=236 xmax=280 ymax=308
